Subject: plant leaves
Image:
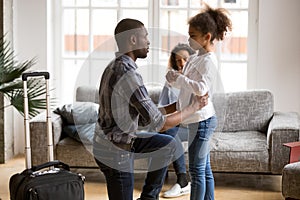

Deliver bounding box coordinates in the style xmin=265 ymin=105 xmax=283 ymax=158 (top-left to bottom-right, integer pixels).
xmin=0 ymin=36 xmax=55 ymax=118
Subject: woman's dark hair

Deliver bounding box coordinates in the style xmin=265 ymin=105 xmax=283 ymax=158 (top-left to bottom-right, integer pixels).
xmin=169 ymin=43 xmax=196 ymax=71
xmin=188 ymin=4 xmax=232 ymax=42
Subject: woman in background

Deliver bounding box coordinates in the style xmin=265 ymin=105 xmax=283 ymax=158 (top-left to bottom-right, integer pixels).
xmin=158 ymin=43 xmax=196 ymax=108
xmin=159 ymin=43 xmax=196 ymax=198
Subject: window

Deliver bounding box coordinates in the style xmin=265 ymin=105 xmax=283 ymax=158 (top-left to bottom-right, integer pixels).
xmin=53 ymin=0 xmax=256 ymax=104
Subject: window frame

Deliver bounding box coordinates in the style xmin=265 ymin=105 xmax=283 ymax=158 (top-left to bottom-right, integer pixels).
xmin=52 ymin=0 xmax=258 ymax=104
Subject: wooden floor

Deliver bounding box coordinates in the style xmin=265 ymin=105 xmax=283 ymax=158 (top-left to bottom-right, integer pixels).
xmin=1 ymin=155 xmax=284 ymax=200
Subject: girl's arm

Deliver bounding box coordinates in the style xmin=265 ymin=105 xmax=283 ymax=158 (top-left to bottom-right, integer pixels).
xmin=159 ymin=94 xmax=208 ymax=132
xmin=166 ymin=58 xmax=216 ymax=96
xmin=176 ymin=73 xmax=209 ymax=96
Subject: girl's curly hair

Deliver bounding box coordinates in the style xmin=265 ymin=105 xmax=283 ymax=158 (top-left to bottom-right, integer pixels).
xmin=188 ymin=4 xmax=232 ymax=42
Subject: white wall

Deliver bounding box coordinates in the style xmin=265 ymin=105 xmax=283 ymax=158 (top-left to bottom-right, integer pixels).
xmin=13 ymin=0 xmax=47 ymax=154
xmin=249 ymin=0 xmax=300 ymax=113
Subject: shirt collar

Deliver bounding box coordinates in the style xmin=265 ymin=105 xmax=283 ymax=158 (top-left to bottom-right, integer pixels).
xmin=197 ymin=47 xmax=207 ymax=56
xmin=115 ymin=52 xmax=138 ymax=70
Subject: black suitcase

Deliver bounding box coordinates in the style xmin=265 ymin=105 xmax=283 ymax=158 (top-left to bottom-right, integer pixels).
xmin=9 ymin=72 xmax=85 ymax=200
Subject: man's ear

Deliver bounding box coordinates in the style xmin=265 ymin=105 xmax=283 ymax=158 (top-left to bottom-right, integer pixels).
xmin=130 ymin=34 xmax=137 ymax=45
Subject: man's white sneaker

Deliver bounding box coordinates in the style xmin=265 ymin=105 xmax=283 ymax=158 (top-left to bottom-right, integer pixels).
xmin=163 ymin=182 xmax=191 ymax=198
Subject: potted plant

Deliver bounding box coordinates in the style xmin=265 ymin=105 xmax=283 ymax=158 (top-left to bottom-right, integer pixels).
xmin=0 ymin=36 xmax=48 ymax=117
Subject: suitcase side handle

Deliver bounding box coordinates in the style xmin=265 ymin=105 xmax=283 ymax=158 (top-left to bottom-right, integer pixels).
xmin=31 ymin=160 xmax=70 ymax=172
xmin=22 ymin=71 xmax=50 ymax=81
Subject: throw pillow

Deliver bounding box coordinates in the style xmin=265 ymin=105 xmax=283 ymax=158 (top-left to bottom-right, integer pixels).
xmin=54 ymin=101 xmax=99 ymax=125
xmin=63 ymin=123 xmax=95 ymax=144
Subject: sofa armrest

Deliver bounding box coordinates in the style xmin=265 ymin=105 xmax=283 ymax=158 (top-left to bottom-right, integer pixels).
xmin=29 ymin=111 xmax=63 ymax=166
xmin=267 ymin=111 xmax=300 ymax=174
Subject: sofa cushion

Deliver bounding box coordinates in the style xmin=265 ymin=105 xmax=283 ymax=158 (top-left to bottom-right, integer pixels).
xmin=54 ymin=101 xmax=99 ymax=125
xmin=56 ymin=137 xmax=97 ymax=168
xmin=144 ymin=82 xmax=163 ymax=105
xmin=210 ymin=131 xmax=269 ymax=172
xmin=75 ymin=84 xmax=163 ymax=105
xmin=211 ymin=131 xmax=267 ymax=152
xmin=213 ymin=90 xmax=274 ymax=132
xmin=76 ymin=86 xmax=99 ymax=103
xmin=63 ymin=123 xmax=95 ymax=144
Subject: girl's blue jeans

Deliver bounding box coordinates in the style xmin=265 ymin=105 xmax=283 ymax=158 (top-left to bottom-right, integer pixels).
xmin=187 ymin=116 xmax=217 ymax=200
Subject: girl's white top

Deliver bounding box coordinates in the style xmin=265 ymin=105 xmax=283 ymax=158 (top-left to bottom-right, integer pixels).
xmin=171 ymin=52 xmax=219 ymax=125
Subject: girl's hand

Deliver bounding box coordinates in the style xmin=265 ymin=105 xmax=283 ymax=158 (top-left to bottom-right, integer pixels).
xmin=191 ymin=93 xmax=209 ymax=111
xmin=166 ymin=70 xmax=180 ymax=83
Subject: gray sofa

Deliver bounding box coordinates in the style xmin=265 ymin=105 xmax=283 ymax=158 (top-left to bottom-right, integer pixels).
xmin=282 ymin=161 xmax=300 ymax=199
xmin=29 ymin=85 xmax=300 ymax=174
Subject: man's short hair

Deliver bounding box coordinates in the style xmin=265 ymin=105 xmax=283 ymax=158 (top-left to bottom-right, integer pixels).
xmin=114 ymin=18 xmax=144 ymax=48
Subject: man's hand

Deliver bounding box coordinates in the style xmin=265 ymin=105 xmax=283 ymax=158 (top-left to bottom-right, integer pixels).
xmin=166 ymin=70 xmax=180 ymax=83
xmin=191 ymin=93 xmax=209 ymax=111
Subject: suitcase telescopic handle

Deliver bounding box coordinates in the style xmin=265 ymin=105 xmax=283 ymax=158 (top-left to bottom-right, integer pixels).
xmin=22 ymin=71 xmax=53 ymax=169
xmin=31 ymin=160 xmax=70 ymax=172
xmin=22 ymin=71 xmax=50 ymax=81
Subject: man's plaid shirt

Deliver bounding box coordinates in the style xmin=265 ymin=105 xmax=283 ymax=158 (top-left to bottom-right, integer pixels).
xmin=95 ymin=53 xmax=165 ymax=144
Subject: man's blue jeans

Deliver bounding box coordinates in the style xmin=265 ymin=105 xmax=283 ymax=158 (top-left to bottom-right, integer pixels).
xmin=93 ymin=132 xmax=176 ymax=200
xmin=187 ymin=116 xmax=217 ymax=200
xmin=161 ymin=126 xmax=188 ymax=175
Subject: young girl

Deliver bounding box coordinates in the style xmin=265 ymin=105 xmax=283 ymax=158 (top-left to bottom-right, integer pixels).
xmin=166 ymin=4 xmax=232 ymax=200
